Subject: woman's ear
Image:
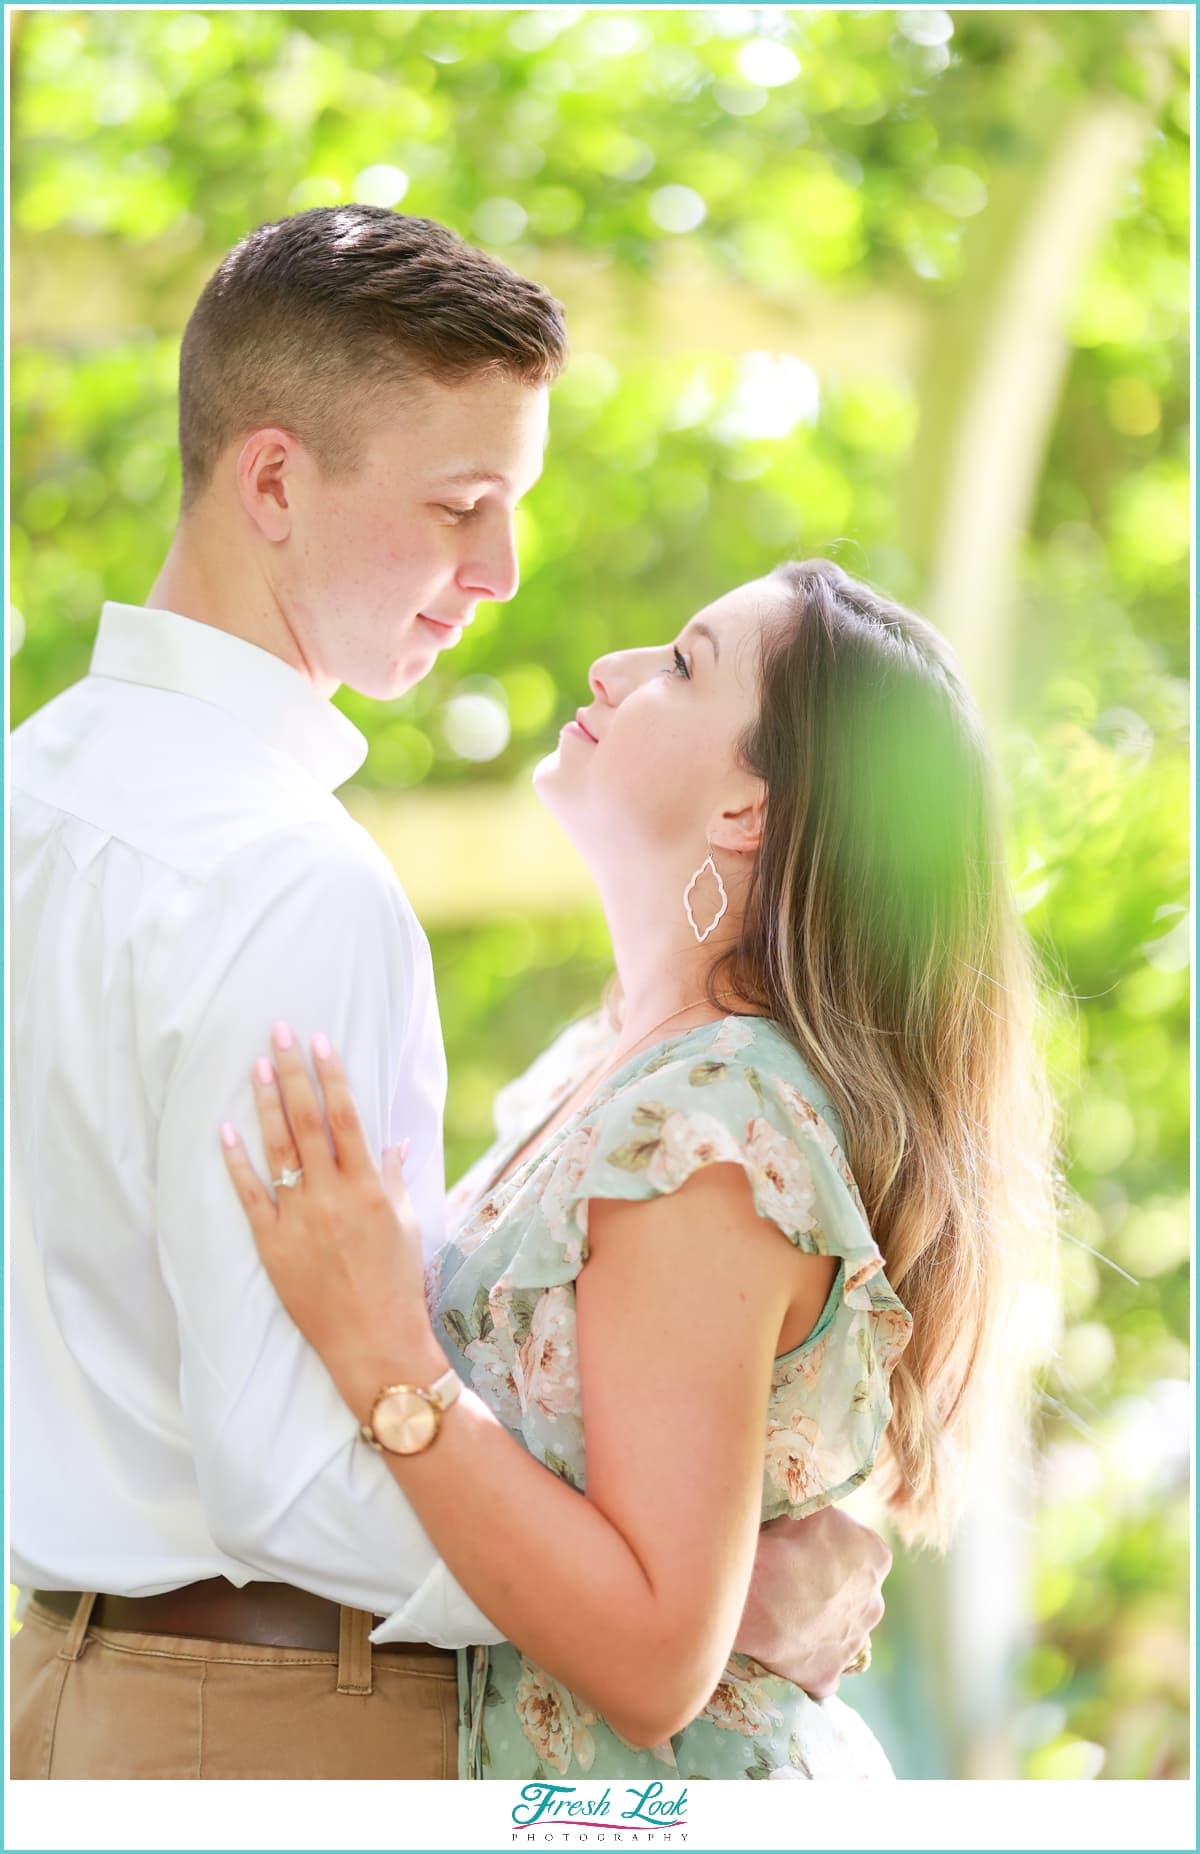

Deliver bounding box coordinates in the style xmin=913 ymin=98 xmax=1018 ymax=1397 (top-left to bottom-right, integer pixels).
xmin=708 ymin=776 xmax=767 ymax=857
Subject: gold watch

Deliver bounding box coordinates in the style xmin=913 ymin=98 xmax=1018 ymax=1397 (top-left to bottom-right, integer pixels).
xmin=360 ymin=1366 xmax=462 ymax=1456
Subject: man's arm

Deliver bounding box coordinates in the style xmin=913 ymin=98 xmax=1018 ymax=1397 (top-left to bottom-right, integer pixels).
xmin=151 ymin=822 xmax=503 ymax=1645
xmin=735 ymin=1504 xmax=892 ymax=1698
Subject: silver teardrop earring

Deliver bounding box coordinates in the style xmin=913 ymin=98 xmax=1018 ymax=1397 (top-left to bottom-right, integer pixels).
xmin=684 ymin=844 xmax=728 ymax=944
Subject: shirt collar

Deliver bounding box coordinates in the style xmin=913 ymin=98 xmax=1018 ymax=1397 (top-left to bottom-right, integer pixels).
xmin=89 ymin=603 xmax=368 ymax=792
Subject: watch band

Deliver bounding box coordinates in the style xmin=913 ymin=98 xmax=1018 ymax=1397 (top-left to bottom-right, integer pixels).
xmin=425 ymin=1365 xmax=463 ymax=1412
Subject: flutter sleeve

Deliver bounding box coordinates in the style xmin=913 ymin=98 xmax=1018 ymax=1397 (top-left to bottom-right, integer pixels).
xmin=495 ymin=1035 xmax=913 ymax=1515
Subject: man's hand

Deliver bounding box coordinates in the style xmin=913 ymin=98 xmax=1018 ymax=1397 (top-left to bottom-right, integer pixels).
xmin=734 ymin=1505 xmax=892 ymax=1700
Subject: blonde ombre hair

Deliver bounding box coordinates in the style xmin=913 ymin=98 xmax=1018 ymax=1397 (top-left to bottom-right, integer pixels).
xmin=612 ymin=559 xmax=1065 ymax=1554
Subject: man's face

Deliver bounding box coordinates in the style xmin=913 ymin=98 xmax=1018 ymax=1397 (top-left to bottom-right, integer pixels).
xmin=273 ymin=371 xmax=549 ymax=699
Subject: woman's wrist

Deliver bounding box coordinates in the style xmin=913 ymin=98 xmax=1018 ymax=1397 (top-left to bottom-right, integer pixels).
xmin=329 ymin=1318 xmax=451 ymax=1424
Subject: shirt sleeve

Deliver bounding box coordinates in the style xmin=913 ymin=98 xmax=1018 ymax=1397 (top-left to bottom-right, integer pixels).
xmin=150 ymin=819 xmax=505 ymax=1646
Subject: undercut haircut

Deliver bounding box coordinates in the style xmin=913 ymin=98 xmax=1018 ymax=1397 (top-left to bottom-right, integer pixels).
xmin=177 ymin=205 xmax=568 ymax=511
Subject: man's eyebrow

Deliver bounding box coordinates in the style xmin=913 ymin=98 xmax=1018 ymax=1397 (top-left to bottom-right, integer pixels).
xmin=427 ymin=469 xmax=514 ymax=489
xmin=686 ymin=621 xmax=720 ymax=662
xmin=430 ymin=463 xmax=545 ymax=493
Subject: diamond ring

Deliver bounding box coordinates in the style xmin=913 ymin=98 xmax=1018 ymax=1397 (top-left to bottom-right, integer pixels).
xmin=271 ymin=1165 xmax=304 ymax=1190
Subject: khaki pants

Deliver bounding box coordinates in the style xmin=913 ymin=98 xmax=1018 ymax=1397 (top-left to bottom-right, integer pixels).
xmin=10 ymin=1594 xmax=459 ymax=1779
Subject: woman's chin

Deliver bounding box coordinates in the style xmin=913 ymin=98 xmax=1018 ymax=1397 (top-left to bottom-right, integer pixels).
xmin=531 ymin=753 xmax=582 ymax=838
xmin=531 ymin=748 xmax=564 ymax=801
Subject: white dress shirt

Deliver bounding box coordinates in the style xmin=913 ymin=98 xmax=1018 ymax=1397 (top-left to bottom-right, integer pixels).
xmin=9 ymin=602 xmax=504 ymax=1647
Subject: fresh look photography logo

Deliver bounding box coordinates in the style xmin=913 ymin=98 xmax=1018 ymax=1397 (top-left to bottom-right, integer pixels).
xmin=509 ymin=1780 xmax=690 ymax=1842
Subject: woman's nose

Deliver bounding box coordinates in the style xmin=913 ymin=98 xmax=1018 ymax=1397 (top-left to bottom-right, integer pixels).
xmin=589 ymin=648 xmax=654 ymax=705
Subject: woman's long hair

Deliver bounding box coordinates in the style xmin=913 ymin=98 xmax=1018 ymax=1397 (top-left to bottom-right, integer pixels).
xmin=703 ymin=559 xmax=1066 ymax=1553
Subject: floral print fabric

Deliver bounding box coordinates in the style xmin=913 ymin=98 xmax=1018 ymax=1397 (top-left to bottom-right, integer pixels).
xmin=430 ymin=1011 xmax=914 ymax=1780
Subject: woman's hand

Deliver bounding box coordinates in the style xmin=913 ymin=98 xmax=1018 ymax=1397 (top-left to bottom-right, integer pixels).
xmin=218 ymin=1022 xmax=442 ymax=1415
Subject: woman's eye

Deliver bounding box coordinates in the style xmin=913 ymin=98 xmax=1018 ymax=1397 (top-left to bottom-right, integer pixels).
xmin=438 ymin=504 xmax=477 ymax=521
xmin=672 ymin=646 xmax=692 ymax=681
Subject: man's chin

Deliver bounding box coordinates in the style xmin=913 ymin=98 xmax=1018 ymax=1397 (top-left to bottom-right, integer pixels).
xmin=345 ymin=659 xmax=427 ymax=702
xmin=387 ymin=665 xmax=427 ymax=698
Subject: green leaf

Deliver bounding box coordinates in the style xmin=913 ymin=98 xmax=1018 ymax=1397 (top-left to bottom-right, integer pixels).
xmin=642 ymin=1049 xmax=681 ymax=1074
xmin=508 ymin=1295 xmax=536 ymax=1350
xmin=472 ymin=1284 xmax=494 ymax=1342
xmin=689 ymin=1060 xmax=728 ymax=1085
xmin=543 ymin=1449 xmax=581 ymax=1489
xmin=441 ymin=1308 xmax=472 ymax=1352
xmin=607 ymin=1137 xmax=661 ymax=1172
xmin=632 ymin=1100 xmax=672 ymax=1126
xmin=789 ymin=1733 xmax=813 ymax=1776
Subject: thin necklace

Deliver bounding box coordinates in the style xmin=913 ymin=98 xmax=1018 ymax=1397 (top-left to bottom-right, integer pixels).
xmin=557 ymin=993 xmax=746 ymax=1125
xmin=497 ymin=995 xmax=756 ymax=1192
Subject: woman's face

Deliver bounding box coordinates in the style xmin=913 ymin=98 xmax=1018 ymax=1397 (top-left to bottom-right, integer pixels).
xmin=534 ymin=575 xmax=793 ymax=871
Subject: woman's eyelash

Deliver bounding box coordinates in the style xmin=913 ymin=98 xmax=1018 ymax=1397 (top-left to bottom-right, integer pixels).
xmin=672 ymin=646 xmax=692 ymax=680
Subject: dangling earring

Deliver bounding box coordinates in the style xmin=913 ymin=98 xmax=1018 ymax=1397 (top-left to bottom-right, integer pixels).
xmin=684 ymin=844 xmax=728 ymax=944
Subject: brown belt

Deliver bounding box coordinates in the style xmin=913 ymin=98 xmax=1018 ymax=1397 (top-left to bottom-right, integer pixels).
xmin=31 ymin=1578 xmax=447 ymax=1656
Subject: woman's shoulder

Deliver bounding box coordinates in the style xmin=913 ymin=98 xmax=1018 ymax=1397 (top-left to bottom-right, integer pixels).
xmin=506 ymin=1009 xmax=910 ymax=1353
xmin=574 ymin=1014 xmax=907 ymax=1295
xmin=608 ymin=1014 xmax=848 ymax=1149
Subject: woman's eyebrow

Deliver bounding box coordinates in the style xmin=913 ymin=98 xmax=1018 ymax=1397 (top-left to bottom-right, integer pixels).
xmin=683 ymin=621 xmax=720 ymax=662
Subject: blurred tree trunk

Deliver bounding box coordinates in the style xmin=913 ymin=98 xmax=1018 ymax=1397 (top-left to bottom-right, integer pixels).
xmin=898 ymin=28 xmax=1170 ymax=1778
xmin=903 ymin=94 xmax=1157 ymax=727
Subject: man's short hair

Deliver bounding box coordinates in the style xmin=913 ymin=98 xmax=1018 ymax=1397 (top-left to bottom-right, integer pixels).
xmin=177 ymin=206 xmax=568 ymax=510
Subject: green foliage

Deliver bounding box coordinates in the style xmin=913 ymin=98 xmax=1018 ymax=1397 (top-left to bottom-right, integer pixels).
xmin=9 ymin=6 xmax=1189 ymax=1780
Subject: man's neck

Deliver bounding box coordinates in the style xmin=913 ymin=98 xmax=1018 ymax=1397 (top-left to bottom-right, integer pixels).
xmin=147 ymin=522 xmax=331 ymax=695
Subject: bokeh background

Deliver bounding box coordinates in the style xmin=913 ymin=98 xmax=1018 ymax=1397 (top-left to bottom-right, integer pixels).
xmin=8 ymin=5 xmax=1191 ymax=1780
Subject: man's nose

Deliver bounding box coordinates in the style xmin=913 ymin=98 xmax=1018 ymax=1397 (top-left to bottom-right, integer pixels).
xmin=460 ymin=519 xmax=520 ymax=606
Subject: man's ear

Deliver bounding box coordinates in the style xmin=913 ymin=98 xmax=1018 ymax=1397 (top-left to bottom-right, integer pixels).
xmin=709 ymin=776 xmax=767 ymax=858
xmin=234 ymin=428 xmax=297 ymax=543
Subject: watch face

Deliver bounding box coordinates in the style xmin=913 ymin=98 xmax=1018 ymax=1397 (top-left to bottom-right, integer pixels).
xmin=373 ymin=1390 xmax=437 ymax=1455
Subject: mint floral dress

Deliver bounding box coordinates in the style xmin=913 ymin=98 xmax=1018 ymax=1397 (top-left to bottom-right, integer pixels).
xmin=426 ymin=1010 xmax=914 ymax=1781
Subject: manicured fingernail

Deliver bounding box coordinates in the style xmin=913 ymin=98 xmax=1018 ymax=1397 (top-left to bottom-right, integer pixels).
xmin=398 ymin=1138 xmax=411 ymax=1165
xmin=220 ymin=1122 xmax=238 ymax=1149
xmin=313 ymin=1032 xmax=332 ymax=1060
xmin=254 ymin=1056 xmax=273 ymax=1085
xmin=273 ymin=1021 xmax=294 ymax=1050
